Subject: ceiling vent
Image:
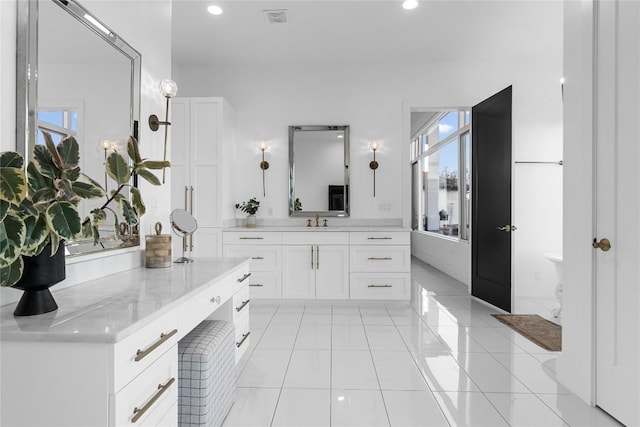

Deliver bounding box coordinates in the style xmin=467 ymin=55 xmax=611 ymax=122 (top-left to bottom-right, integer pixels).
xmin=263 ymin=9 xmax=288 ymax=24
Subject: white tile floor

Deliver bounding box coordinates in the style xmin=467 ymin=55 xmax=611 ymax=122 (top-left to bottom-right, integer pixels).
xmin=223 ymin=258 xmax=622 ymax=427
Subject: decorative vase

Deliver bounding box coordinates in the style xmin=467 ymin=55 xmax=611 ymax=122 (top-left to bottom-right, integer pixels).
xmin=12 ymin=242 xmax=65 ymax=316
xmin=246 ymin=214 xmax=256 ymax=228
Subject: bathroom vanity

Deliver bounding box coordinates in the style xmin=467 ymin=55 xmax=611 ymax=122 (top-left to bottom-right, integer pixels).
xmin=0 ymin=258 xmax=250 ymax=427
xmin=223 ymin=228 xmax=411 ymax=301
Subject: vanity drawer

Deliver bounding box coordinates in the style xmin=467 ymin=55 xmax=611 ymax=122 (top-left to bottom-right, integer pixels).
xmin=350 ymin=246 xmax=411 ymax=272
xmin=177 ymin=275 xmax=233 ymax=340
xmin=234 ymin=312 xmax=251 ymax=362
xmin=230 ymin=263 xmax=252 ymax=293
xmin=282 ymin=231 xmax=349 ymax=245
xmin=113 ymin=309 xmax=179 ymax=393
xmin=233 ymin=284 xmax=251 ymax=320
xmin=350 ymin=273 xmax=410 ymax=300
xmin=350 ymin=231 xmax=409 ymax=245
xmin=224 ymin=245 xmax=281 ymax=271
xmin=223 ymin=231 xmax=282 ymax=245
xmin=247 ymin=271 xmax=282 ymax=299
xmin=110 ymin=345 xmax=178 ymax=426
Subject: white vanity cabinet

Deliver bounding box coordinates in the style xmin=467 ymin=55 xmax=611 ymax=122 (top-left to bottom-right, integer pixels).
xmin=170 ymin=97 xmax=237 ymax=258
xmin=222 ymin=228 xmax=410 ymax=301
xmin=223 ymin=231 xmax=283 ymax=299
xmin=281 ymin=232 xmax=349 ymax=299
xmin=349 ymin=231 xmax=411 ymax=300
xmin=0 ymin=258 xmax=249 ymax=427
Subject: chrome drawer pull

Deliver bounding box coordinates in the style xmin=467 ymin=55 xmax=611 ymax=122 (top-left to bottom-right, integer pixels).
xmin=236 ymin=299 xmax=250 ymax=312
xmin=134 ymin=329 xmax=178 ymax=362
xmin=368 ymin=284 xmax=393 ymax=288
xmin=237 ymin=273 xmax=252 ymax=283
xmin=367 ymin=257 xmax=393 ymax=260
xmin=236 ymin=331 xmax=251 ymax=348
xmin=239 ymin=237 xmax=264 ymax=240
xmin=251 ymin=256 xmax=264 ymax=260
xmin=249 ymin=283 xmax=264 ymax=287
xmin=367 ymin=237 xmax=392 ymax=240
xmin=131 ymin=377 xmax=175 ymax=423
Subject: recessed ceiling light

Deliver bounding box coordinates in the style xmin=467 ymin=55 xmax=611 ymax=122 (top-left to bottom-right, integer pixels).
xmin=402 ymin=0 xmax=418 ymax=10
xmin=207 ymin=5 xmax=223 ymax=15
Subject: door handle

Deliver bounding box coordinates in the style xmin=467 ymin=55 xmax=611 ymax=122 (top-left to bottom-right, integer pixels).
xmin=592 ymin=238 xmax=611 ymax=252
xmin=496 ymin=225 xmax=511 ymax=232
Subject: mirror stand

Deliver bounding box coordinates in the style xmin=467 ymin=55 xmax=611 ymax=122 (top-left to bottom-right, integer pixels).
xmin=170 ymin=209 xmax=198 ymax=263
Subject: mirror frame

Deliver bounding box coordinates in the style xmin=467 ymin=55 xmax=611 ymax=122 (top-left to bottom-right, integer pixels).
xmin=16 ymin=0 xmax=142 ymax=254
xmin=288 ymin=125 xmax=350 ymax=217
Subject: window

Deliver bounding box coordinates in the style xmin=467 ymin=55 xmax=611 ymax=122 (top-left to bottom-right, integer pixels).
xmin=411 ymin=110 xmax=470 ymax=239
xmin=37 ymin=109 xmax=78 ymax=146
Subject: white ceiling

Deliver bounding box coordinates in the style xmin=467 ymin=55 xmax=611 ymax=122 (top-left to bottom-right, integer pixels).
xmin=171 ymin=0 xmax=562 ymax=67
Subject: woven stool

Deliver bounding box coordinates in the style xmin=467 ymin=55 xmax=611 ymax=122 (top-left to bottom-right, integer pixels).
xmin=178 ymin=320 xmax=236 ymax=427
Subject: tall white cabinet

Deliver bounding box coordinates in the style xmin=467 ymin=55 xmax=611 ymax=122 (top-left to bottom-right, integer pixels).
xmin=170 ymin=97 xmax=236 ymax=258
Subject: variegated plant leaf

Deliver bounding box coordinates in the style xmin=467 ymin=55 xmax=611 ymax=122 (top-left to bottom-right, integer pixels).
xmin=119 ymin=199 xmax=138 ymax=226
xmin=72 ymin=181 xmax=105 ymax=199
xmin=80 ymin=173 xmax=105 ymax=194
xmin=0 ymin=257 xmax=24 ymax=287
xmin=0 ymin=166 xmax=27 ymax=206
xmin=22 ymin=214 xmax=49 ymax=255
xmin=18 ymin=199 xmax=39 ymax=217
xmin=46 ymin=200 xmax=81 ymax=240
xmin=0 ymin=200 xmax=8 ymax=222
xmin=110 ymin=189 xmax=126 ymax=202
xmin=0 ymin=212 xmax=26 ymax=266
xmin=0 ymin=151 xmax=24 ymax=169
xmin=31 ymin=188 xmax=57 ymax=205
xmin=137 ymin=160 xmax=170 ymax=170
xmin=56 ymin=135 xmax=79 ymax=169
xmin=33 ymin=145 xmax=58 ymax=180
xmin=42 ymin=130 xmax=65 ymax=170
xmin=127 ymin=136 xmax=142 ymax=164
xmin=106 ymin=152 xmax=131 ymax=185
xmin=27 ymin=162 xmax=53 ymax=192
xmin=90 ymin=208 xmax=107 ymax=225
xmin=136 ymin=168 xmax=161 ymax=186
xmin=130 ymin=187 xmax=145 ymax=217
xmin=64 ymin=165 xmax=80 ymax=182
xmin=49 ymin=232 xmax=61 ymax=256
xmin=56 ymin=178 xmax=77 ymax=202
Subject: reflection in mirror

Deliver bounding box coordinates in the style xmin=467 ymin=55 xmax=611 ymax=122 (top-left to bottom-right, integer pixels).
xmin=170 ymin=209 xmax=198 ymax=263
xmin=289 ymin=125 xmax=350 ymax=217
xmin=17 ymin=0 xmax=141 ymax=257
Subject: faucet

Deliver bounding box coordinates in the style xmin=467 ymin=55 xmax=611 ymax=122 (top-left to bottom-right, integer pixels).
xmin=315 ymin=214 xmax=319 ymax=227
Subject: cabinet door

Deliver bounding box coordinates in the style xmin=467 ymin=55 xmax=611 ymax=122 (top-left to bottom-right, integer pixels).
xmin=191 ymin=99 xmax=220 ymax=228
xmin=282 ymin=246 xmax=315 ymax=298
xmin=315 ymin=245 xmax=349 ymax=299
xmin=192 ymin=228 xmax=222 ymax=257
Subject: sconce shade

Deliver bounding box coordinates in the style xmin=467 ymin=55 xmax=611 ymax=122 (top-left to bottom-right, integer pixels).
xmin=159 ymin=79 xmax=178 ymax=98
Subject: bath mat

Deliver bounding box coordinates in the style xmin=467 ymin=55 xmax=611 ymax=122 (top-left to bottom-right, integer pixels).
xmin=491 ymin=314 xmax=561 ymax=351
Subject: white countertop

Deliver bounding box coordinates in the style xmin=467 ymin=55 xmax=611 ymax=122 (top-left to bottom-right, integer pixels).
xmin=0 ymin=257 xmax=248 ymax=344
xmin=223 ymin=226 xmax=409 ymax=232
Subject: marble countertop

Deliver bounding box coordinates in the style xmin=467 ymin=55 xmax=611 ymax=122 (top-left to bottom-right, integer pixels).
xmin=223 ymin=226 xmax=409 ymax=232
xmin=0 ymin=257 xmax=248 ymax=344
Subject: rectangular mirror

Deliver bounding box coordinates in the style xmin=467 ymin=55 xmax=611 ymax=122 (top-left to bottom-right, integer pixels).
xmin=17 ymin=0 xmax=141 ymax=256
xmin=289 ymin=125 xmax=350 ymax=217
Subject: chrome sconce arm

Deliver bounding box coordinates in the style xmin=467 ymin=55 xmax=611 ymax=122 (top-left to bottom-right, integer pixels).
xmin=149 ymin=79 xmax=178 ymax=183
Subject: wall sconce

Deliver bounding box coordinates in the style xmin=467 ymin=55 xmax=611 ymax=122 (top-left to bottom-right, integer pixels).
xmin=369 ymin=141 xmax=379 ymax=197
xmin=149 ymin=79 xmax=178 ymax=183
xmin=259 ymin=141 xmax=270 ymax=197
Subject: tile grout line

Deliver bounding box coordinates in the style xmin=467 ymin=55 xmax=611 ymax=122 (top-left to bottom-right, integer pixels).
xmin=361 ymin=307 xmax=393 ymax=427
xmin=268 ymin=305 xmax=304 ymax=427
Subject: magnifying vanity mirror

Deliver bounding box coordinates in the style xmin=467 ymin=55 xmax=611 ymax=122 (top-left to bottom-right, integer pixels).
xmin=16 ymin=0 xmax=141 ymax=256
xmin=289 ymin=125 xmax=350 ymax=217
xmin=170 ymin=209 xmax=198 ymax=263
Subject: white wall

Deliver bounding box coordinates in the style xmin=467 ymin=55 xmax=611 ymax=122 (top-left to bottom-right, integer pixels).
xmin=0 ymin=0 xmax=173 ymax=306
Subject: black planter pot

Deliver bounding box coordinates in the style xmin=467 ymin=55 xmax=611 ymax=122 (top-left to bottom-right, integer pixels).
xmin=12 ymin=242 xmax=65 ymax=316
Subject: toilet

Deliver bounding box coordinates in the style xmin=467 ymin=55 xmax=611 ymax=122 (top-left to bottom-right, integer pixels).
xmin=544 ymin=252 xmax=563 ymax=318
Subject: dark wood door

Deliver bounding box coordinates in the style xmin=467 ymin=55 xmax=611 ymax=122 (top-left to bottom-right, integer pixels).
xmin=471 ymin=86 xmax=512 ymax=312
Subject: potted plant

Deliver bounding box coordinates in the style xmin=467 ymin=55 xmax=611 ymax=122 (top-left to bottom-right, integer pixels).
xmin=0 ymin=131 xmax=169 ymax=315
xmin=235 ymin=197 xmax=260 ymax=228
